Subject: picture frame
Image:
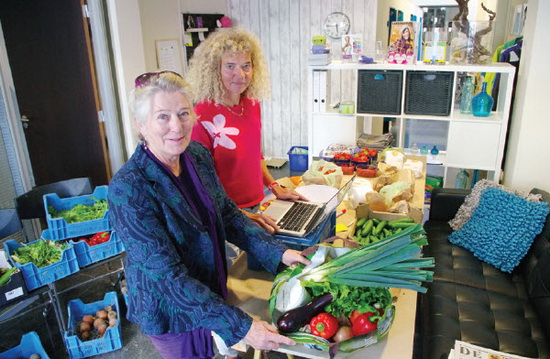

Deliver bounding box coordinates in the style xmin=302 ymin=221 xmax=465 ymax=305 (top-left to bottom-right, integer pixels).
xmin=341 ymin=34 xmax=362 ymax=60
xmin=387 ymin=21 xmax=416 ymax=64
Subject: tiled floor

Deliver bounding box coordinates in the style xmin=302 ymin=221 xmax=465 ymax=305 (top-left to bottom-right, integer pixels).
xmin=0 ymin=162 xmax=299 ymax=359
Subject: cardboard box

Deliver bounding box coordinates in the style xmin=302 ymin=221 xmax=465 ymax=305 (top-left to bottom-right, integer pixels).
xmin=354 ymin=155 xmax=427 ymax=224
xmin=0 ymin=250 xmax=27 ymax=307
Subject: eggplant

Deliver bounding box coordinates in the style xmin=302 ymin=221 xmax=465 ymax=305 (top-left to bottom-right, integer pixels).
xmin=276 ymin=293 xmax=333 ymax=333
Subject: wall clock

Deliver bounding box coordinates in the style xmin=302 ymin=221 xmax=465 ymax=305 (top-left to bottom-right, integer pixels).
xmin=323 ymin=12 xmax=351 ymax=39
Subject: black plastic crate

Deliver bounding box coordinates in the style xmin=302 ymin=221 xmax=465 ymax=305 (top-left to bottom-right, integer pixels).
xmin=405 ymin=71 xmax=454 ymax=116
xmin=357 ymin=70 xmax=403 ymax=115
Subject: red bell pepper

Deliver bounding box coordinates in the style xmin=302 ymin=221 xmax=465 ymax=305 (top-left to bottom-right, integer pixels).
xmin=310 ymin=313 xmax=339 ymax=339
xmin=351 ymin=312 xmax=378 ymax=336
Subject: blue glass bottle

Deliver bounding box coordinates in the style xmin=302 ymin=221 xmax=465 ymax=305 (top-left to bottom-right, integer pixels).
xmin=430 ymin=145 xmax=439 ymax=155
xmin=472 ymin=82 xmax=494 ymax=117
xmin=460 ymin=77 xmax=474 ymax=114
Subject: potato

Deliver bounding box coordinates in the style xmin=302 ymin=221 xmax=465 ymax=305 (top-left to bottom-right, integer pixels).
xmin=96 ymin=309 xmax=108 ymax=319
xmin=80 ymin=330 xmax=91 ymax=341
xmin=94 ymin=317 xmax=107 ymax=329
xmin=79 ymin=321 xmax=91 ymax=332
xmin=97 ymin=321 xmax=108 ymax=335
xmin=81 ymin=315 xmax=94 ymax=324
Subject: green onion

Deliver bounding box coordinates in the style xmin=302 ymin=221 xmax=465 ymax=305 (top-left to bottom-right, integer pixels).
xmin=297 ymin=223 xmax=434 ymax=292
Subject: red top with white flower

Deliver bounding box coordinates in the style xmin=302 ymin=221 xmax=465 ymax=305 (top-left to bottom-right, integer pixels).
xmin=191 ymin=97 xmax=264 ymax=208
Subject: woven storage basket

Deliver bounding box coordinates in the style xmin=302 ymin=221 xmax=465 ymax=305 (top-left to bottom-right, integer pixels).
xmin=405 ymin=71 xmax=454 ymax=116
xmin=357 ymin=70 xmax=403 ymax=115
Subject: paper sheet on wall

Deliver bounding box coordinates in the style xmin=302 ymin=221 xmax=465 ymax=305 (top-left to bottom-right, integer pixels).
xmin=155 ymin=39 xmax=183 ymax=74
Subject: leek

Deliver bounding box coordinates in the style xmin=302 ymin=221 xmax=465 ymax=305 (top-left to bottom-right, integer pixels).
xmin=297 ymin=223 xmax=434 ymax=293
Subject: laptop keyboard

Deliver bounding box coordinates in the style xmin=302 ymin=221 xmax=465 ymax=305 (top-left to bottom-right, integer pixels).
xmin=278 ymin=202 xmax=320 ymax=232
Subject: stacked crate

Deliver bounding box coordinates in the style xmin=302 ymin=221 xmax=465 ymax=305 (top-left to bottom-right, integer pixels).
xmin=3 ymin=185 xmax=124 ymax=358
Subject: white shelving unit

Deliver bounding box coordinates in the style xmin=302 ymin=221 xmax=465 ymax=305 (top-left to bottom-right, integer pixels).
xmin=307 ymin=62 xmax=516 ymax=187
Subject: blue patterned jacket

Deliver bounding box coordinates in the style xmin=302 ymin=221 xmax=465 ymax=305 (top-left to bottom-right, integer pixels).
xmin=108 ymin=142 xmax=287 ymax=345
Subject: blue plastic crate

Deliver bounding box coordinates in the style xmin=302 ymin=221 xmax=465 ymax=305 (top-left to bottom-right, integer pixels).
xmin=44 ymin=185 xmax=112 ymax=240
xmin=0 ymin=331 xmax=51 ymax=359
xmin=3 ymin=236 xmax=79 ymax=291
xmin=70 ymin=231 xmax=124 ymax=268
xmin=287 ymin=146 xmax=309 ymax=172
xmin=248 ymin=212 xmax=336 ymax=270
xmin=64 ymin=291 xmax=123 ymax=359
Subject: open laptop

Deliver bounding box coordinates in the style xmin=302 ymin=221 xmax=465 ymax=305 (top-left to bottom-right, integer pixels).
xmin=262 ymin=175 xmax=356 ymax=237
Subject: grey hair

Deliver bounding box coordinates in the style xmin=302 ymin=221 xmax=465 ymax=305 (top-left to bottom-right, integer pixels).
xmin=128 ymin=72 xmax=196 ymax=141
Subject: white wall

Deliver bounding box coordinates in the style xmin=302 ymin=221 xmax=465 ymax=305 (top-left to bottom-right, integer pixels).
xmin=503 ymin=0 xmax=550 ymax=192
xmin=179 ymin=0 xmax=227 ymax=14
xmin=107 ymin=0 xmax=147 ymax=156
xmin=138 ymin=0 xmax=184 ymax=73
xmin=229 ymin=0 xmax=378 ymax=158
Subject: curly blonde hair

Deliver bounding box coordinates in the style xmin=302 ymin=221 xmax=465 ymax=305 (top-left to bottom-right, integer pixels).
xmin=187 ymin=27 xmax=271 ymax=104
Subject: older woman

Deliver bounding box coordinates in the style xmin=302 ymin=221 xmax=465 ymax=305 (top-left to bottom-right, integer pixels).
xmin=108 ymin=71 xmax=308 ymax=359
xmin=187 ymin=27 xmax=306 ymax=236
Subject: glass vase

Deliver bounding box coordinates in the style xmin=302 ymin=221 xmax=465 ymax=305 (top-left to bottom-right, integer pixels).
xmin=472 ymin=82 xmax=494 ymax=117
xmin=460 ymin=77 xmax=475 ymax=114
xmin=450 ymin=21 xmax=493 ymax=64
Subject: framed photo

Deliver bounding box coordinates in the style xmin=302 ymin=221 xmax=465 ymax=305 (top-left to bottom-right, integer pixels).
xmin=341 ymin=34 xmax=362 ymax=59
xmin=387 ymin=21 xmax=416 ymax=64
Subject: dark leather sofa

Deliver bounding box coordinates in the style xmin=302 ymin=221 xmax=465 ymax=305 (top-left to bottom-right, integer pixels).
xmin=416 ymin=187 xmax=550 ymax=359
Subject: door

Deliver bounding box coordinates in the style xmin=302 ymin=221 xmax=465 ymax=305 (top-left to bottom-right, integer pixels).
xmin=0 ymin=0 xmax=110 ymax=187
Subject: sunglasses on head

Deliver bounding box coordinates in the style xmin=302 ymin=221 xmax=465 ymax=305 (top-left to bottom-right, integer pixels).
xmin=134 ymin=70 xmax=182 ymax=87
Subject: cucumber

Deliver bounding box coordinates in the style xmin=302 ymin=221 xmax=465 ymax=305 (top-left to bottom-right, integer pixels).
xmin=373 ymin=220 xmax=387 ymax=236
xmin=388 ymin=218 xmax=414 ymax=224
xmin=356 ymin=217 xmax=368 ymax=228
xmin=361 ymin=220 xmax=374 ymax=236
xmin=388 ymin=222 xmax=416 ymax=229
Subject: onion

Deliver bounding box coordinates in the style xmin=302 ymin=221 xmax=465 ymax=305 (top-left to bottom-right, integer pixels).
xmin=333 ymin=326 xmax=353 ymax=343
xmin=107 ymin=310 xmax=118 ymax=320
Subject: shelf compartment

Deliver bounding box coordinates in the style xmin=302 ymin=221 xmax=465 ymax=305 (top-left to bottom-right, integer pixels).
xmin=357 ymin=70 xmax=403 ymax=115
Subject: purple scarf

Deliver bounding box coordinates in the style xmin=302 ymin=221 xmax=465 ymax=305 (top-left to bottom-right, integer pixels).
xmin=142 ymin=144 xmax=228 ymax=358
xmin=142 ymin=143 xmax=228 ymax=298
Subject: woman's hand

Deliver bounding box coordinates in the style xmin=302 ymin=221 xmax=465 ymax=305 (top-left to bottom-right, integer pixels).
xmin=272 ymin=185 xmax=308 ymax=202
xmin=243 ymin=319 xmax=296 ymax=351
xmin=281 ymin=249 xmax=311 ymax=267
xmin=242 ymin=210 xmax=280 ymax=234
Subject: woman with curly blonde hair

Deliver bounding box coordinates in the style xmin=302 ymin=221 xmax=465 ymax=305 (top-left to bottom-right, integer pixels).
xmin=188 ymin=27 xmax=305 ymax=237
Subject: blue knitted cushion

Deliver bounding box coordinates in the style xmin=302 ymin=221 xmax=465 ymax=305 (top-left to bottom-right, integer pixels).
xmin=448 ymin=187 xmax=550 ymax=273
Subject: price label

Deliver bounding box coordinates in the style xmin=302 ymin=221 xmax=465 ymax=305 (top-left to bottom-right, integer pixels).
xmin=5 ymin=287 xmax=24 ymax=300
